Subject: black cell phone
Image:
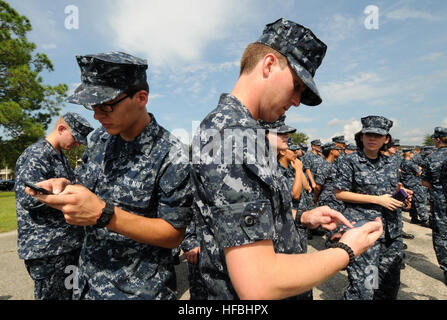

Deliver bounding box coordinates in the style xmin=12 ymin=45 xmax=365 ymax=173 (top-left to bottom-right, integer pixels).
xmin=24 ymin=181 xmax=53 ymax=195
xmin=391 ymin=189 xmax=407 ymax=202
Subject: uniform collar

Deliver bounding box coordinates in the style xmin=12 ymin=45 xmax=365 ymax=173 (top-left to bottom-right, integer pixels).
xmin=217 ymin=94 xmax=259 ymax=129
xmin=107 ymin=113 xmax=160 ymax=158
xmin=357 ymin=149 xmax=390 ymax=165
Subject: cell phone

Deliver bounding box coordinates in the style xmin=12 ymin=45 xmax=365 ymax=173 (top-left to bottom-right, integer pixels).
xmin=391 ymin=189 xmax=407 ymax=202
xmin=24 ymin=181 xmax=53 ymax=195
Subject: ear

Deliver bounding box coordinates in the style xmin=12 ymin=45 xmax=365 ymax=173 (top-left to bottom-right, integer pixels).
xmin=57 ymin=124 xmax=67 ymax=135
xmin=134 ymin=90 xmax=148 ymax=108
xmin=262 ymin=54 xmax=276 ymax=78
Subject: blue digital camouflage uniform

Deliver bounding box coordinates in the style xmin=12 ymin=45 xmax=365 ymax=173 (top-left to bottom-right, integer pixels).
xmin=315 ymin=158 xmax=344 ymax=212
xmin=192 ymin=94 xmax=311 ymax=299
xmin=422 ymin=142 xmax=447 ymax=278
xmin=400 ymin=158 xmax=428 ymax=222
xmin=75 ymin=114 xmax=193 ymax=300
xmin=15 ymin=113 xmax=93 ymax=300
xmin=334 ymin=116 xmax=403 ymax=300
xmin=67 ymin=51 xmax=193 ymax=300
xmin=191 ymin=18 xmax=326 ymax=300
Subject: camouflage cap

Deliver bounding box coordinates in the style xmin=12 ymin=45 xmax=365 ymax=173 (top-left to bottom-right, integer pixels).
xmin=310 ymin=139 xmax=322 ymax=146
xmin=287 ymin=137 xmax=299 ymax=150
xmin=258 ymin=114 xmax=297 ymax=134
xmin=67 ymin=51 xmax=148 ymax=106
xmin=360 ymin=115 xmax=393 ymax=136
xmin=402 ymin=148 xmax=413 ymax=153
xmin=430 ymin=126 xmax=447 ymax=138
xmin=256 ymin=18 xmax=327 ymax=106
xmin=298 ymin=143 xmax=308 ymax=152
xmin=332 ymin=135 xmax=346 ymax=144
xmin=346 ymin=143 xmax=357 ymax=151
xmin=62 ymin=112 xmax=94 ymax=145
xmin=322 ymin=142 xmax=342 ymax=152
xmin=391 ymin=138 xmax=400 ymax=147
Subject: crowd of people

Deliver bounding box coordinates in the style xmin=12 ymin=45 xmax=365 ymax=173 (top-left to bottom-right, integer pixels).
xmin=13 ymin=18 xmax=447 ymax=301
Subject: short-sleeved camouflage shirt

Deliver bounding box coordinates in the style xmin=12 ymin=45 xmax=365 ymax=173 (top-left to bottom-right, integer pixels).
xmin=75 ymin=113 xmax=193 ymax=300
xmin=334 ymin=149 xmax=402 ymax=239
xmin=15 ymin=139 xmax=84 ymax=260
xmin=191 ymin=94 xmax=303 ymax=299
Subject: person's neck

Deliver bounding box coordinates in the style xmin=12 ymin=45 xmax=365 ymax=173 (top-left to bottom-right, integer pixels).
xmin=278 ymin=156 xmax=289 ymax=168
xmin=231 ymin=75 xmax=262 ymax=120
xmin=363 ymin=148 xmax=379 ymax=159
xmin=120 ymin=112 xmax=151 ymax=142
xmin=45 ymin=132 xmax=61 ymax=152
xmin=326 ymin=153 xmax=335 ymax=163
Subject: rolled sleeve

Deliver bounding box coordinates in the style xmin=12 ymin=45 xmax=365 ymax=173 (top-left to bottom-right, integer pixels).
xmin=212 ymin=200 xmax=274 ymax=248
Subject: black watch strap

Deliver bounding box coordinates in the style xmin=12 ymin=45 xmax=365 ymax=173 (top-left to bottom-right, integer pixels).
xmin=295 ymin=209 xmax=305 ymax=228
xmin=95 ymin=202 xmax=115 ymax=228
xmin=329 ymin=241 xmax=355 ymax=268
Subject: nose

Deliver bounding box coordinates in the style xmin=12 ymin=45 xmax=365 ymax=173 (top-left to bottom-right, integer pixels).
xmin=93 ymin=108 xmax=106 ymax=120
xmin=291 ymin=92 xmax=301 ymax=107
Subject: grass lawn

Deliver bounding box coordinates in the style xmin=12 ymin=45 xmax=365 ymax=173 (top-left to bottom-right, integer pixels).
xmin=0 ymin=192 xmax=17 ymax=233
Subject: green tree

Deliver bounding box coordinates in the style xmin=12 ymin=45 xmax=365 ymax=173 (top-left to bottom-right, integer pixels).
xmin=423 ymin=134 xmax=434 ymax=146
xmin=65 ymin=144 xmax=86 ymax=169
xmin=289 ymin=131 xmax=309 ymax=145
xmin=0 ymin=0 xmax=67 ymax=169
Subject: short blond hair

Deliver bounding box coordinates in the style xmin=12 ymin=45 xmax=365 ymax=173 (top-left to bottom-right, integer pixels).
xmin=239 ymin=43 xmax=288 ymax=76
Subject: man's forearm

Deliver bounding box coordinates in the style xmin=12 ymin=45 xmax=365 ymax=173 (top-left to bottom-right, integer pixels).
xmin=107 ymin=207 xmax=186 ymax=248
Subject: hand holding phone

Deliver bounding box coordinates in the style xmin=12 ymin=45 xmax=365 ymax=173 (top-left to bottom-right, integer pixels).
xmin=24 ymin=181 xmax=53 ymax=195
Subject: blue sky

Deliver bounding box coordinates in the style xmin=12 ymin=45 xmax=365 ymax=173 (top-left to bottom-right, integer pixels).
xmin=7 ymin=0 xmax=447 ymax=146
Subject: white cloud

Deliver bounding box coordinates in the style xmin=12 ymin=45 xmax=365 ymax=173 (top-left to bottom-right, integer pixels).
xmin=343 ymin=119 xmax=362 ymax=141
xmin=443 ymin=117 xmax=447 ymax=127
xmin=285 ymin=113 xmax=313 ymax=124
xmin=41 ymin=43 xmax=57 ymax=50
xmin=419 ymin=52 xmax=445 ymax=62
xmin=105 ymin=0 xmax=254 ymax=69
xmin=327 ymin=118 xmax=356 ymax=127
xmin=386 ymin=8 xmax=441 ymax=22
xmin=318 ymin=13 xmax=360 ymax=43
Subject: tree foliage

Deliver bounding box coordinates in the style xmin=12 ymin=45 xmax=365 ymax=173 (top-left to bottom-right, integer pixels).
xmin=289 ymin=131 xmax=309 ymax=145
xmin=64 ymin=144 xmax=86 ymax=169
xmin=423 ymin=134 xmax=434 ymax=146
xmin=0 ymin=0 xmax=67 ymax=169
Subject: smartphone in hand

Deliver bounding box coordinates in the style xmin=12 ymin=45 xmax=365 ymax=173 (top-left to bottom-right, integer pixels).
xmin=24 ymin=181 xmax=53 ymax=195
xmin=391 ymin=189 xmax=408 ymax=202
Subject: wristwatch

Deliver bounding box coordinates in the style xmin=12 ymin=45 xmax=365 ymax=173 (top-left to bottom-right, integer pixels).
xmin=95 ymin=202 xmax=115 ymax=228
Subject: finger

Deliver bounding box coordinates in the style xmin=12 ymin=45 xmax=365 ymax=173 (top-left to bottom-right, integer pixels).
xmin=327 ymin=210 xmax=354 ymax=229
xmin=25 ymin=187 xmax=37 ymax=196
xmin=34 ymin=193 xmax=77 ymax=208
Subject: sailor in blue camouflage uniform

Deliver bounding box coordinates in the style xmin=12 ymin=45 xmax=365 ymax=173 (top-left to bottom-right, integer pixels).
xmin=332 ymin=135 xmax=346 ymax=167
xmin=400 ymin=149 xmax=429 ymax=227
xmin=345 ymin=143 xmax=357 ymax=155
xmin=389 ymin=138 xmax=404 ymax=170
xmin=15 ymin=112 xmax=93 ymax=300
xmin=303 ymin=139 xmax=323 ymax=193
xmin=293 ymin=142 xmax=314 ymax=213
xmin=334 ymin=115 xmax=407 ymax=300
xmin=190 ymin=18 xmax=382 ymax=300
xmin=314 ymin=142 xmax=344 ymax=212
xmin=422 ymin=127 xmax=447 ymax=285
xmin=27 ymin=52 xmax=193 ymax=299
